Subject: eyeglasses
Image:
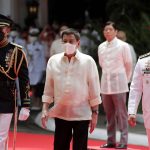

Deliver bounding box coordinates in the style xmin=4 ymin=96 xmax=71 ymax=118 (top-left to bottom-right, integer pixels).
xmin=103 ymin=28 xmax=115 ymax=32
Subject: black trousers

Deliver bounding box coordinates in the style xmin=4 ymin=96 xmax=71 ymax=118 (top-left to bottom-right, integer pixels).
xmin=54 ymin=118 xmax=89 ymax=150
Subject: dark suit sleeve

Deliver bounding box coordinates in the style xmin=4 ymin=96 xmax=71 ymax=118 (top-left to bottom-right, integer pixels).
xmin=16 ymin=48 xmax=31 ymax=108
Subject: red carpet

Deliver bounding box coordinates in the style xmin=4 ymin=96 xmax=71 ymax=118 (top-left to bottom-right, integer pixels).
xmin=8 ymin=132 xmax=148 ymax=150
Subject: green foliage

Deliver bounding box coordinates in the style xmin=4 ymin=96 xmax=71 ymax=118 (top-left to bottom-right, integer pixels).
xmin=83 ymin=0 xmax=150 ymax=114
xmin=116 ymin=13 xmax=150 ymax=57
xmin=104 ymin=0 xmax=150 ymax=114
xmin=105 ymin=0 xmax=150 ymax=57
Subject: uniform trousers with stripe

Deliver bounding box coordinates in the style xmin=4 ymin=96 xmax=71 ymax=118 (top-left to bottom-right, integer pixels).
xmin=54 ymin=118 xmax=89 ymax=150
xmin=0 ymin=113 xmax=13 ymax=150
xmin=102 ymin=93 xmax=128 ymax=145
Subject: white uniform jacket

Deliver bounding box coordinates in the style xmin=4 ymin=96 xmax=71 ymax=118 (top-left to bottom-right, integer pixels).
xmin=128 ymin=53 xmax=150 ymax=129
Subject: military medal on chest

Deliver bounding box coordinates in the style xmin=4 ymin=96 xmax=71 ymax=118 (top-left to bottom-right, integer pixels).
xmin=143 ymin=60 xmax=150 ymax=74
xmin=143 ymin=59 xmax=150 ymax=84
xmin=5 ymin=49 xmax=14 ymax=68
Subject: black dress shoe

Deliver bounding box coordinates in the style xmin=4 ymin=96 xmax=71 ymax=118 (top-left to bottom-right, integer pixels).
xmin=116 ymin=144 xmax=127 ymax=149
xmin=100 ymin=143 xmax=116 ymax=148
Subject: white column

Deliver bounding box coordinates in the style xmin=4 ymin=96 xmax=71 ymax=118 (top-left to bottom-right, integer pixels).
xmin=10 ymin=0 xmax=27 ymax=27
xmin=0 ymin=0 xmax=27 ymax=27
xmin=0 ymin=0 xmax=47 ymax=28
xmin=38 ymin=0 xmax=48 ymax=27
xmin=0 ymin=0 xmax=11 ymax=16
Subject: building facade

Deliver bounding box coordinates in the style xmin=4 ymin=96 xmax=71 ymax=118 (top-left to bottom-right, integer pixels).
xmin=0 ymin=0 xmax=107 ymax=29
xmin=0 ymin=0 xmax=48 ymax=28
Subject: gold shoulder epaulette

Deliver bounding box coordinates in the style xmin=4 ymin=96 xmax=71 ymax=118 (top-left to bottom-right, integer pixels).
xmin=11 ymin=42 xmax=23 ymax=49
xmin=139 ymin=52 xmax=150 ymax=59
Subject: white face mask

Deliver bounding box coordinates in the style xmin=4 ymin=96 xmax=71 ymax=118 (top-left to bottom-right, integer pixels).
xmin=9 ymin=31 xmax=19 ymax=38
xmin=28 ymin=36 xmax=38 ymax=43
xmin=64 ymin=43 xmax=76 ymax=55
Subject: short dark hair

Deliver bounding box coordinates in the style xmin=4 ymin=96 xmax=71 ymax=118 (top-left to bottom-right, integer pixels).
xmin=61 ymin=28 xmax=80 ymax=41
xmin=104 ymin=21 xmax=117 ymax=30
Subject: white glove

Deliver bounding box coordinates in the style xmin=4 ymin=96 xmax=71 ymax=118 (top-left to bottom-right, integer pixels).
xmin=18 ymin=108 xmax=30 ymax=121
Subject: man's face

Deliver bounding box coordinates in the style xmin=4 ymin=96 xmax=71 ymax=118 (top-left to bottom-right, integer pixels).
xmin=62 ymin=34 xmax=80 ymax=55
xmin=103 ymin=25 xmax=117 ymax=42
xmin=0 ymin=26 xmax=11 ymax=37
xmin=62 ymin=34 xmax=79 ymax=47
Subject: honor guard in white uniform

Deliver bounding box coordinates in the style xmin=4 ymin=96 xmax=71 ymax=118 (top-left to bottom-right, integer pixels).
xmin=27 ymin=28 xmax=46 ymax=110
xmin=128 ymin=52 xmax=150 ymax=149
xmin=0 ymin=14 xmax=30 ymax=150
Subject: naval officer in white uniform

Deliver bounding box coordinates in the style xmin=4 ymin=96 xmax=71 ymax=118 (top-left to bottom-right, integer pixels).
xmin=128 ymin=52 xmax=150 ymax=150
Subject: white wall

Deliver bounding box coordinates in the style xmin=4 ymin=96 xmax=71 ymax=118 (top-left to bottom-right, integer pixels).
xmin=0 ymin=0 xmax=48 ymax=28
xmin=38 ymin=0 xmax=48 ymax=27
xmin=0 ymin=0 xmax=11 ymax=16
xmin=0 ymin=0 xmax=27 ymax=27
xmin=11 ymin=0 xmax=27 ymax=27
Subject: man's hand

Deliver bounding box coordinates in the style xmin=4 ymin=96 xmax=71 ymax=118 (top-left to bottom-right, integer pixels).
xmin=128 ymin=114 xmax=136 ymax=127
xmin=41 ymin=110 xmax=49 ymax=129
xmin=18 ymin=108 xmax=30 ymax=121
xmin=89 ymin=113 xmax=98 ymax=134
